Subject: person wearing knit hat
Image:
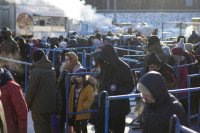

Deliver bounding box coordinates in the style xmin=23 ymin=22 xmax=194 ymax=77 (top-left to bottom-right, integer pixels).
xmin=143 ymin=35 xmax=175 ymax=67
xmin=185 ymin=43 xmax=196 ymax=63
xmin=185 ymin=43 xmax=193 ymax=53
xmin=59 ymin=41 xmax=68 ymax=48
xmin=33 ymin=49 xmax=45 ymax=62
xmin=176 ymin=38 xmax=185 ymax=51
xmin=147 ymin=35 xmax=160 ymax=48
xmin=146 ymin=52 xmax=177 ymax=90
xmin=171 ymin=46 xmax=184 ymax=56
xmin=68 ymin=68 xmax=94 ymax=133
xmin=75 ymin=68 xmax=87 ymax=79
xmin=171 ymin=46 xmax=188 ymax=112
xmin=137 ymin=71 xmax=188 ymax=133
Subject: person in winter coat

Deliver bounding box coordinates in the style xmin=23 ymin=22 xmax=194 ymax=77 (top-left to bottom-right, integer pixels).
xmin=143 ymin=35 xmax=175 ymax=67
xmin=171 ymin=46 xmax=188 ymax=89
xmin=68 ymin=68 xmax=95 ymax=133
xmin=187 ymin=31 xmax=200 ymax=44
xmin=14 ymin=36 xmax=29 ymax=61
xmin=137 ymin=71 xmax=188 ymax=133
xmin=171 ymin=46 xmax=188 ymax=112
xmin=0 ymin=66 xmax=28 ymax=133
xmin=145 ymin=52 xmax=177 ymax=90
xmin=0 ymin=27 xmax=21 ymax=73
xmin=0 ymin=27 xmax=20 ymax=59
xmin=96 ymin=44 xmax=135 ymax=133
xmin=185 ymin=43 xmax=196 ymax=62
xmin=57 ymin=51 xmax=82 ymax=132
xmin=25 ymin=49 xmax=57 ymax=133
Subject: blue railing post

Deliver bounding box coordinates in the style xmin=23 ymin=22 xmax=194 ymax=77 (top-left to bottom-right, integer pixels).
xmin=25 ymin=64 xmax=28 ymax=93
xmin=127 ymin=49 xmax=130 ymax=65
xmin=187 ymin=76 xmax=191 ymax=88
xmin=197 ymin=99 xmax=200 ymax=132
xmin=104 ymin=91 xmax=109 ymax=133
xmin=53 ymin=51 xmax=55 ymax=68
xmin=65 ymin=71 xmax=69 ymax=133
xmin=30 ymin=47 xmax=32 ymax=62
xmin=188 ymin=91 xmax=191 ymax=127
xmin=175 ymin=65 xmax=179 ymax=89
xmin=83 ymin=50 xmax=86 ymax=68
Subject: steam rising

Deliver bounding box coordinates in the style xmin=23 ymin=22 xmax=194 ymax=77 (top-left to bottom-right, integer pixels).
xmin=184 ymin=25 xmax=199 ymax=39
xmin=6 ymin=0 xmax=112 ymax=26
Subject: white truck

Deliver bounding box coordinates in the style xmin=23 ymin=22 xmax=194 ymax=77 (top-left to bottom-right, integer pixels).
xmin=0 ymin=4 xmax=81 ymax=39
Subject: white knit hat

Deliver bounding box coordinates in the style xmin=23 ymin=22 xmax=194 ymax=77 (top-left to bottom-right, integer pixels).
xmin=137 ymin=82 xmax=151 ymax=95
xmin=176 ymin=38 xmax=185 ymax=51
xmin=59 ymin=41 xmax=67 ymax=48
xmin=185 ymin=43 xmax=193 ymax=53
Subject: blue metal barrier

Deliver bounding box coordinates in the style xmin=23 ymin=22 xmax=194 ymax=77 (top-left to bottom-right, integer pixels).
xmin=30 ymin=46 xmax=144 ymax=68
xmin=0 ymin=57 xmax=32 ymax=93
xmin=170 ymin=115 xmax=198 ymax=133
xmin=104 ymin=87 xmax=200 ymax=133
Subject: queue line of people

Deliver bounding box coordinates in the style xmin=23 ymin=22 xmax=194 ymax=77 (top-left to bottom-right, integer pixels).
xmin=0 ymin=27 xmax=200 ymax=133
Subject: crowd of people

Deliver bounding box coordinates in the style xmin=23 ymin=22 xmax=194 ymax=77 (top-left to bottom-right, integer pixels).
xmin=0 ymin=26 xmax=200 ymax=133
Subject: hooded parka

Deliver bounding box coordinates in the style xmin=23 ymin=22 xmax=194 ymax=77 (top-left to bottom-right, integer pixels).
xmin=97 ymin=44 xmax=135 ymax=117
xmin=139 ymin=72 xmax=188 ymax=133
xmin=25 ymin=55 xmax=57 ymax=113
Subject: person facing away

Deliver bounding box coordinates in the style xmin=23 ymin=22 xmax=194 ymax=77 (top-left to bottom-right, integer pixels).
xmin=68 ymin=68 xmax=94 ymax=133
xmin=25 ymin=49 xmax=57 ymax=133
xmin=0 ymin=66 xmax=28 ymax=133
xmin=145 ymin=52 xmax=177 ymax=90
xmin=96 ymin=43 xmax=135 ymax=133
xmin=137 ymin=71 xmax=189 ymax=133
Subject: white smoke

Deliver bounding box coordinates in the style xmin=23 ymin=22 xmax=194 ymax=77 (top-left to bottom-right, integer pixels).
xmin=6 ymin=0 xmax=112 ymax=26
xmin=184 ymin=25 xmax=199 ymax=39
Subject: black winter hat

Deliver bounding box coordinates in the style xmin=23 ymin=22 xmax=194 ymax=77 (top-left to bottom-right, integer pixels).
xmin=33 ymin=49 xmax=45 ymax=62
xmin=147 ymin=35 xmax=160 ymax=48
xmin=75 ymin=68 xmax=87 ymax=78
xmin=138 ymin=71 xmax=167 ymax=100
xmin=147 ymin=52 xmax=161 ymax=67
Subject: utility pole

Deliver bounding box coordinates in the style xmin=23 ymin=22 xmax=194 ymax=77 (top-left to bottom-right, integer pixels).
xmin=114 ymin=0 xmax=117 ymax=24
xmin=107 ymin=0 xmax=110 ymax=12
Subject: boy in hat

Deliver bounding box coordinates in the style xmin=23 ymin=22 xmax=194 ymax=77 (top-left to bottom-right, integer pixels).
xmin=68 ymin=68 xmax=94 ymax=133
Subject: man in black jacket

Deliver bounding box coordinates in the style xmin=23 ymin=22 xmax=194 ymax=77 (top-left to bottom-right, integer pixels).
xmin=145 ymin=52 xmax=177 ymax=90
xmin=137 ymin=71 xmax=188 ymax=133
xmin=96 ymin=44 xmax=135 ymax=133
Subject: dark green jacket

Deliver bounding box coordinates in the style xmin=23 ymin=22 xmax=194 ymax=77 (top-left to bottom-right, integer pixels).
xmin=25 ymin=56 xmax=57 ymax=113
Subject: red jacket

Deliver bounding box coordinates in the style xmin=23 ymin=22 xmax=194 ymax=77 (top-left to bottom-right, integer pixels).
xmin=0 ymin=79 xmax=28 ymax=133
